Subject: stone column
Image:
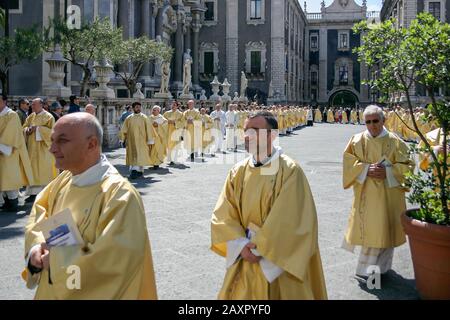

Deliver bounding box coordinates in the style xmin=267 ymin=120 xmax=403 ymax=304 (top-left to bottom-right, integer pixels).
xmin=191 ymin=9 xmax=202 ymax=90
xmin=270 ymin=0 xmax=286 ymax=101
xmin=318 ymin=27 xmax=328 ymax=104
xmin=140 ymin=0 xmax=151 ymax=81
xmin=155 ymin=4 xmax=164 ymax=37
xmin=184 ymin=25 xmax=191 ymax=52
xmin=226 ymin=0 xmax=239 ymax=94
xmin=173 ymin=12 xmax=184 ymax=87
xmin=118 ymin=0 xmax=130 ymax=39
xmin=118 ymin=0 xmax=130 ymax=73
xmin=191 ymin=27 xmax=200 ymax=88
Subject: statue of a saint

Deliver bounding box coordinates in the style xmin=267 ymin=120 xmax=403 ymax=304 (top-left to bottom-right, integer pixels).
xmin=183 ymin=50 xmax=192 ymax=95
xmin=159 ymin=61 xmax=171 ymax=94
xmin=240 ymin=71 xmax=248 ymax=98
xmin=268 ymin=81 xmax=274 ymax=98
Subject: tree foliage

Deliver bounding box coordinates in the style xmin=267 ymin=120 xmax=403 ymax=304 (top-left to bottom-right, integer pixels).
xmin=354 ymin=13 xmax=450 ymax=224
xmin=50 ymin=17 xmax=123 ymax=96
xmin=108 ymin=36 xmax=173 ymax=97
xmin=0 ymin=26 xmax=48 ymax=94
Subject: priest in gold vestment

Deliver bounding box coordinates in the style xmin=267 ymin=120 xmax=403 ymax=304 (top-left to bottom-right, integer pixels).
xmin=119 ymin=102 xmax=154 ymax=179
xmin=342 ymin=105 xmax=414 ymax=278
xmin=183 ymin=100 xmax=201 ymax=161
xmin=199 ymin=107 xmax=213 ymax=159
xmin=23 ymin=113 xmax=157 ymax=299
xmin=163 ymin=101 xmax=184 ymax=165
xmin=149 ymin=105 xmax=168 ymax=169
xmin=211 ymin=111 xmax=327 ymax=300
xmin=0 ymin=95 xmax=34 ymax=211
xmin=314 ymin=108 xmax=322 ymax=123
xmin=23 ymin=98 xmax=56 ymax=202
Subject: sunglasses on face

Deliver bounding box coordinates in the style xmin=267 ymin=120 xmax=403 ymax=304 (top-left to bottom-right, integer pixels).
xmin=365 ymin=119 xmax=380 ymax=124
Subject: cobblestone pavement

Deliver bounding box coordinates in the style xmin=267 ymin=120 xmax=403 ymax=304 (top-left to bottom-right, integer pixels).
xmin=0 ymin=123 xmax=419 ymax=300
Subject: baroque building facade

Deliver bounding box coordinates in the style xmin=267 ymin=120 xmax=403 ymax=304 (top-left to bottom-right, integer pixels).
xmin=3 ymin=0 xmax=380 ymax=107
xmin=380 ymin=0 xmax=450 ymax=105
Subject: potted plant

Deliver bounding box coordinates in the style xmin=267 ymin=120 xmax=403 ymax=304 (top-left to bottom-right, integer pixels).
xmin=354 ymin=13 xmax=450 ymax=299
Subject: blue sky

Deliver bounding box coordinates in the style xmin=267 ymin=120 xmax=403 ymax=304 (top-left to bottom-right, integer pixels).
xmin=302 ymin=0 xmax=382 ymax=13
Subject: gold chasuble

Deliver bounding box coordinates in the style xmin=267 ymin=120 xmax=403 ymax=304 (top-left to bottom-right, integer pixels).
xmin=149 ymin=114 xmax=168 ymax=166
xmin=23 ymin=156 xmax=157 ymax=299
xmin=314 ymin=109 xmax=322 ymax=123
xmin=163 ymin=109 xmax=184 ymax=151
xmin=327 ymin=110 xmax=334 ymax=123
xmin=183 ymin=109 xmax=202 ymax=153
xmin=200 ymin=113 xmax=214 ymax=150
xmin=0 ymin=107 xmax=34 ymax=190
xmin=343 ymin=130 xmax=415 ymax=248
xmin=211 ymin=150 xmax=327 ymax=300
xmin=119 ymin=113 xmax=153 ymax=166
xmin=23 ymin=111 xmax=56 ymax=185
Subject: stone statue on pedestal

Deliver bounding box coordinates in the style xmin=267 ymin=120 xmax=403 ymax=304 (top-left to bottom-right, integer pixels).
xmin=182 ymin=49 xmax=192 ymax=95
xmin=159 ymin=62 xmax=170 ymax=94
xmin=240 ymin=71 xmax=248 ymax=98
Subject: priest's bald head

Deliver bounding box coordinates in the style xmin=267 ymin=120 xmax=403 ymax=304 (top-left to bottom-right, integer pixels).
xmin=50 ymin=113 xmax=103 ymax=175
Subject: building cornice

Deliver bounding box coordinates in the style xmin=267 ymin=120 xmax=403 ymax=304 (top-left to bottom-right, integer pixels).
xmin=380 ymin=0 xmax=398 ymax=21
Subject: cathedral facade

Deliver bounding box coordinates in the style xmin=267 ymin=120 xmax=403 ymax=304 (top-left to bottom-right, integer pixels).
xmin=3 ymin=0 xmax=379 ymax=107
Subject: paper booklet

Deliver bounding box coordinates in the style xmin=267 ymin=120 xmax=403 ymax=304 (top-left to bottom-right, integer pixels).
xmin=378 ymin=155 xmax=390 ymax=167
xmin=36 ymin=208 xmax=84 ymax=247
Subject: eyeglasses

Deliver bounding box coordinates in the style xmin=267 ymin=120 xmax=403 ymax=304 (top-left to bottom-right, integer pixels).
xmin=365 ymin=119 xmax=380 ymax=125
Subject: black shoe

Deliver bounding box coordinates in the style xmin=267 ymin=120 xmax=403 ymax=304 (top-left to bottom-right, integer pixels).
xmin=211 ymin=154 xmax=216 ymax=157
xmin=25 ymin=195 xmax=36 ymax=203
xmin=129 ymin=170 xmax=139 ymax=180
xmin=1 ymin=198 xmax=19 ymax=212
xmin=153 ymin=165 xmax=160 ymax=170
xmin=222 ymin=151 xmax=227 ymax=154
xmin=169 ymin=161 xmax=175 ymax=165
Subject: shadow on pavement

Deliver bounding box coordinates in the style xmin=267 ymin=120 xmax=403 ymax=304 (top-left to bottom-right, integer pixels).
xmin=356 ymin=270 xmax=419 ymax=300
xmin=0 ymin=206 xmax=31 ymax=229
xmin=149 ymin=167 xmax=172 ymax=175
xmin=168 ymin=163 xmax=191 ymax=170
xmin=0 ymin=226 xmax=25 ymax=240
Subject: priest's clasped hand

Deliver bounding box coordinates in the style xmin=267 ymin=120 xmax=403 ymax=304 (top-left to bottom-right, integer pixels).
xmin=368 ymin=164 xmax=386 ymax=180
xmin=30 ymin=243 xmax=50 ymax=271
xmin=26 ymin=126 xmax=37 ymax=135
xmin=240 ymin=242 xmax=261 ymax=264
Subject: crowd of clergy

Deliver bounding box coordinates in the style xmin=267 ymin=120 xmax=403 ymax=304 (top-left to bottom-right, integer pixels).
xmin=118 ymin=100 xmax=317 ymax=179
xmin=0 ymin=91 xmax=443 ymax=300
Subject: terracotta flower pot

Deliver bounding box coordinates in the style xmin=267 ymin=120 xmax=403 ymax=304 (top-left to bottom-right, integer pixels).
xmin=401 ymin=210 xmax=450 ymax=300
